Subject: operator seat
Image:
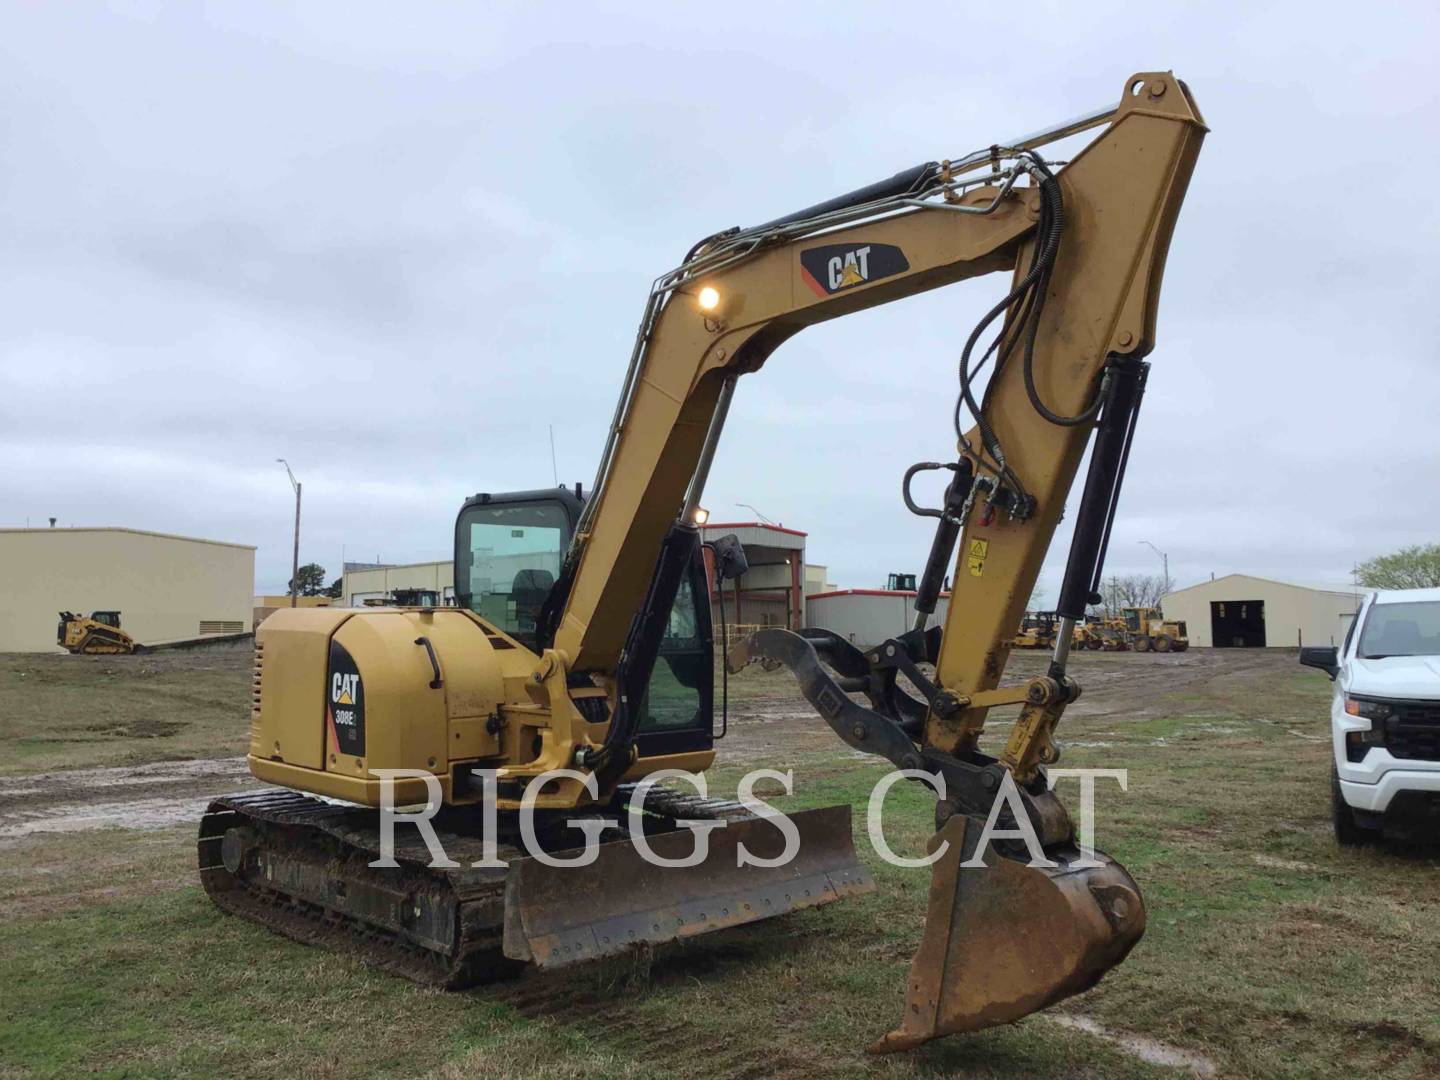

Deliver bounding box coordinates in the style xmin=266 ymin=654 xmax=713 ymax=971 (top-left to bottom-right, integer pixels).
xmin=511 ymin=568 xmax=555 ymax=635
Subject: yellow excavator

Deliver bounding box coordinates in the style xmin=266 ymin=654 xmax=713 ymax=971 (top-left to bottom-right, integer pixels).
xmin=199 ymin=71 xmax=1205 ymax=1052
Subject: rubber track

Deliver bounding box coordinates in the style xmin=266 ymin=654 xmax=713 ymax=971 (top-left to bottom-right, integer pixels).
xmin=198 ymin=785 xmax=764 ymax=988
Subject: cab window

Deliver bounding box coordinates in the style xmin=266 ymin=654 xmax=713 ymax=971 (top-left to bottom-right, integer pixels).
xmin=637 ymin=575 xmax=708 ymax=732
xmin=1357 ymin=600 xmax=1440 ymax=659
xmin=457 ymin=502 xmax=566 ymax=643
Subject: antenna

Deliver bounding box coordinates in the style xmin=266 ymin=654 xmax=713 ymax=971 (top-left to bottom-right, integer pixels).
xmin=549 ymin=425 xmax=559 ymax=487
xmin=736 ymin=502 xmax=777 ymax=526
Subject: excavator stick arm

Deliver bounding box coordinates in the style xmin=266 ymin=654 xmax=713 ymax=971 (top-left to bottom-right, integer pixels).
xmin=584 ymin=71 xmax=1203 ymax=1048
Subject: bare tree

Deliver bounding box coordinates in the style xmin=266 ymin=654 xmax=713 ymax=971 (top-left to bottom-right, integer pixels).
xmin=1099 ymin=574 xmax=1166 ymax=616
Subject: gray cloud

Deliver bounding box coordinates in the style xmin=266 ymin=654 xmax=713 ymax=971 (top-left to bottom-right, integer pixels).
xmin=3 ymin=2 xmax=1438 ymax=597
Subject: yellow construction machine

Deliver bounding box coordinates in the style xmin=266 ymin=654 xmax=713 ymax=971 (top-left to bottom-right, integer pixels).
xmin=362 ymin=588 xmax=443 ymax=608
xmin=1012 ymin=611 xmax=1057 ymax=649
xmin=59 ymin=610 xmax=253 ymax=655
xmin=1123 ymin=606 xmax=1190 ymax=652
xmin=58 ymin=611 xmax=135 ymax=654
xmin=1076 ymin=614 xmax=1130 ymax=651
xmin=199 ymin=71 xmax=1205 ymax=1052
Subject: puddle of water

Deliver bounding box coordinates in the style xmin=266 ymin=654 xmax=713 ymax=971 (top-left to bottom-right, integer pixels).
xmin=0 ymin=794 xmax=232 ymax=841
xmin=1045 ymin=1014 xmax=1217 ymax=1075
xmin=0 ymin=757 xmax=250 ymax=795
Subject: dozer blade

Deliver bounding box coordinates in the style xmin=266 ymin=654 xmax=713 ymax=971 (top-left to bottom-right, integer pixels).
xmin=502 ymin=804 xmax=873 ymax=967
xmin=873 ymin=815 xmax=1144 ymax=1054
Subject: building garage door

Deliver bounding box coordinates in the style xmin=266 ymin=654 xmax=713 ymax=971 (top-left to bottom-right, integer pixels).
xmin=1211 ymin=600 xmax=1265 ymax=647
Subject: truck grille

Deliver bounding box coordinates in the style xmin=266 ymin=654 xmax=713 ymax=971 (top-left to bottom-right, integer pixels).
xmin=1386 ymin=699 xmax=1440 ymax=762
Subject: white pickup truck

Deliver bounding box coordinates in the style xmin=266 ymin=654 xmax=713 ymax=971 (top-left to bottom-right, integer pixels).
xmin=1300 ymin=587 xmax=1440 ymax=845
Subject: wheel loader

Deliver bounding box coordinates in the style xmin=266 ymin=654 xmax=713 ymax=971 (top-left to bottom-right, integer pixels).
xmin=1123 ymin=606 xmax=1190 ymax=652
xmin=199 ymin=71 xmax=1206 ymax=1052
xmin=1012 ymin=610 xmax=1057 ymax=649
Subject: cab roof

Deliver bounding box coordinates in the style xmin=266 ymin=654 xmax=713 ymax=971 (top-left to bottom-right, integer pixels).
xmin=1372 ymin=587 xmax=1440 ymax=605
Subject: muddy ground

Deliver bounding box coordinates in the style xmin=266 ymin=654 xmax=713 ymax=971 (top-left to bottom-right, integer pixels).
xmin=5 ymin=645 xmax=1439 ymax=1078
xmin=717 ymin=646 xmax=1275 ymax=764
xmin=2 ymin=646 xmax=1255 ymax=839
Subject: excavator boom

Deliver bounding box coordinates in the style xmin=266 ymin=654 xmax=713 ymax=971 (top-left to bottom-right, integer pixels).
xmin=540 ymin=70 xmax=1205 ymax=1049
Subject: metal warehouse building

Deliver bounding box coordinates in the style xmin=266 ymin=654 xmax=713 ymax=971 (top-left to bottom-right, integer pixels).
xmin=342 ymin=560 xmax=454 ymax=607
xmin=806 ymin=589 xmax=952 ymax=648
xmin=701 ymin=522 xmax=830 ymax=635
xmin=0 ymin=527 xmax=255 ymax=652
xmin=1161 ymin=573 xmax=1360 ymax=648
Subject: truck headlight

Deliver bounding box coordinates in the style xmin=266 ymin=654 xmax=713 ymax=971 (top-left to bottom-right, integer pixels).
xmin=1344 ymin=697 xmax=1392 ymax=722
xmin=1343 ymin=697 xmax=1391 ymax=761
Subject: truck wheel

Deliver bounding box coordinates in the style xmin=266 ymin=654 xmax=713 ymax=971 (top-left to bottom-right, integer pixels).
xmin=1154 ymin=634 xmax=1173 ymax=653
xmin=1086 ymin=638 xmax=1103 ymax=650
xmin=1133 ymin=636 xmax=1151 ymax=653
xmin=1331 ymin=766 xmax=1371 ymax=848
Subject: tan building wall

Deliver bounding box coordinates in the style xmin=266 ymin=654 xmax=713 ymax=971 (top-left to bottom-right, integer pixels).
xmin=0 ymin=528 xmax=255 ymax=652
xmin=342 ymin=561 xmax=455 ymax=606
xmin=254 ymin=595 xmax=334 ymax=608
xmin=1162 ymin=574 xmax=1361 ymax=648
xmin=253 ymin=594 xmax=333 ymax=629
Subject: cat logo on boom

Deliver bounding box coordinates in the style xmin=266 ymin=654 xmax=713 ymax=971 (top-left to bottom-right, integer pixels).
xmin=799 ymin=242 xmax=910 ymax=297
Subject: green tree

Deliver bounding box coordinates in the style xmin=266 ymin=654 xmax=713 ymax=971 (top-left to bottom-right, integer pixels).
xmin=1355 ymin=543 xmax=1440 ymax=589
xmin=324 ymin=577 xmax=344 ymax=599
xmin=288 ymin=562 xmax=328 ymax=597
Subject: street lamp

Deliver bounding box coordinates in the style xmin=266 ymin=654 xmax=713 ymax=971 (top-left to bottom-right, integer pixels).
xmin=736 ymin=502 xmax=777 ymax=526
xmin=1139 ymin=540 xmax=1170 ymax=596
xmin=278 ymin=459 xmax=302 ymax=608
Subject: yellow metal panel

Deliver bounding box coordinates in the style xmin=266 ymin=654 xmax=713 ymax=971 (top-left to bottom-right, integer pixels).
xmin=251 ymin=608 xmax=354 ymax=771
xmin=329 ymin=612 xmax=451 ymax=780
xmin=249 ymin=755 xmax=447 ymax=808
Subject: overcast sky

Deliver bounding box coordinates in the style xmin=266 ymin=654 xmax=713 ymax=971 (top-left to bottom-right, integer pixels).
xmin=3 ymin=2 xmax=1437 ymax=597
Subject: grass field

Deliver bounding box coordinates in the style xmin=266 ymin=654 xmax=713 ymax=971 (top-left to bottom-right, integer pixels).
xmin=0 ymin=648 xmax=251 ymax=775
xmin=2 ymin=647 xmax=1437 ymax=1078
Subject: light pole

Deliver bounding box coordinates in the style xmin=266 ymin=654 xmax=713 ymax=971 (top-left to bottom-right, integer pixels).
xmin=736 ymin=502 xmax=777 ymax=526
xmin=1139 ymin=540 xmax=1170 ymax=597
xmin=278 ymin=459 xmax=301 ymax=608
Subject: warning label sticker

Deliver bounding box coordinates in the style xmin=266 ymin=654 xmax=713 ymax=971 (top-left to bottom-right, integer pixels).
xmin=966 ymin=538 xmax=989 ymax=577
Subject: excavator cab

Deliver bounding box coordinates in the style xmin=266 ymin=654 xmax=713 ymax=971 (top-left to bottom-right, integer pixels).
xmin=453 ymin=485 xmax=717 ymax=752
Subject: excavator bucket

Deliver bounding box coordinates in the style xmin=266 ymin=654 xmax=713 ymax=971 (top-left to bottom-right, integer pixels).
xmin=872 ymin=816 xmax=1145 ymax=1053
xmin=502 ymin=804 xmax=874 ymax=967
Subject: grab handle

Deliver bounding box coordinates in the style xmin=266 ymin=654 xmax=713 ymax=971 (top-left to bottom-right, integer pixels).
xmin=413 ymin=636 xmax=444 ymax=689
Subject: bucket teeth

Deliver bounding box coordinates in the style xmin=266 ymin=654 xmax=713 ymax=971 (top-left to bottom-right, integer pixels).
xmin=872 ymin=816 xmax=1145 ymax=1054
